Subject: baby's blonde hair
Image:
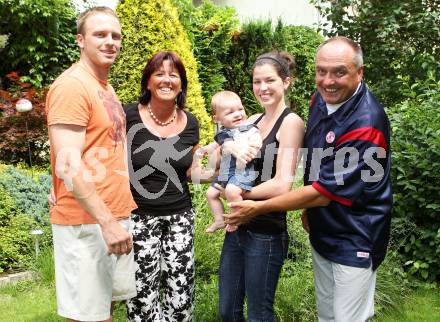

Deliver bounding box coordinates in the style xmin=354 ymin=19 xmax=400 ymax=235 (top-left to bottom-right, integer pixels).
xmin=211 ymin=90 xmax=241 ymax=116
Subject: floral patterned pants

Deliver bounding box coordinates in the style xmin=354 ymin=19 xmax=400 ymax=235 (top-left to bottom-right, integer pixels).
xmin=126 ymin=209 xmax=195 ymax=322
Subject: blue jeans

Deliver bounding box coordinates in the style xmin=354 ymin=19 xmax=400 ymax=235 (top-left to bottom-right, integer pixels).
xmin=218 ymin=229 xmax=289 ymax=322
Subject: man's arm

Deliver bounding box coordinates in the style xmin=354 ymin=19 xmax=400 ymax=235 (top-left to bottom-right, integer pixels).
xmin=50 ymin=124 xmax=132 ymax=255
xmin=225 ymin=185 xmax=330 ymax=225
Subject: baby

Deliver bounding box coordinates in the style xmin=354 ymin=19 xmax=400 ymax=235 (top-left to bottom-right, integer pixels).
xmin=199 ymin=91 xmax=262 ymax=233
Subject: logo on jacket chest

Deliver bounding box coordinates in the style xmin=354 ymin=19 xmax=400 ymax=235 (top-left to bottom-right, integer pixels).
xmin=326 ymin=131 xmax=336 ymax=144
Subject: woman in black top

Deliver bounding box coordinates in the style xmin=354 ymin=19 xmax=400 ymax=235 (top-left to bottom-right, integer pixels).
xmin=125 ymin=51 xmax=200 ymax=322
xmin=218 ymin=51 xmax=304 ymax=321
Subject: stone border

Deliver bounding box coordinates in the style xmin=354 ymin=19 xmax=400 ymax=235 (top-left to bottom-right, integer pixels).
xmin=0 ymin=271 xmax=34 ymax=287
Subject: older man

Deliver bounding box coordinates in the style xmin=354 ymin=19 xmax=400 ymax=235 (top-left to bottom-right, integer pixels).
xmin=46 ymin=7 xmax=137 ymax=322
xmin=226 ymin=37 xmax=392 ymax=322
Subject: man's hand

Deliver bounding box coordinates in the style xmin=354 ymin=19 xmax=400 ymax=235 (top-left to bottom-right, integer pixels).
xmin=48 ymin=186 xmax=56 ymax=207
xmin=301 ymin=209 xmax=309 ymax=234
xmin=224 ymin=200 xmax=263 ymax=226
xmin=101 ymin=220 xmax=133 ymax=255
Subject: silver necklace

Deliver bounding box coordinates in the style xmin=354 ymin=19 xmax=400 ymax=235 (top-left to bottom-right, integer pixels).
xmin=147 ymin=103 xmax=177 ymax=126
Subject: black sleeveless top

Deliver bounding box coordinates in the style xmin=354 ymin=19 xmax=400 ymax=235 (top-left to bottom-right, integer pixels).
xmin=240 ymin=108 xmax=292 ymax=234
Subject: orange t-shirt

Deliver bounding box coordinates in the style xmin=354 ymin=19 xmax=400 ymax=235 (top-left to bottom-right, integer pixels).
xmin=46 ymin=62 xmax=137 ymax=225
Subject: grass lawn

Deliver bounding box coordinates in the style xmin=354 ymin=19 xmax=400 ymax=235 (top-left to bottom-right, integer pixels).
xmin=0 ymin=281 xmax=60 ymax=322
xmin=0 ymin=278 xmax=438 ymax=321
xmin=0 ymin=280 xmax=126 ymax=322
xmin=376 ymin=288 xmax=440 ymax=322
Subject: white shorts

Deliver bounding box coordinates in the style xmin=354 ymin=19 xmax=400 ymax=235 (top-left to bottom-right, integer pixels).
xmin=311 ymin=246 xmax=376 ymax=322
xmin=52 ymin=218 xmax=136 ymax=321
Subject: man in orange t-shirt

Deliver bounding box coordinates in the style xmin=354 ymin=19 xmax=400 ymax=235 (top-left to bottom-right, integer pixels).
xmin=45 ymin=7 xmax=137 ymax=322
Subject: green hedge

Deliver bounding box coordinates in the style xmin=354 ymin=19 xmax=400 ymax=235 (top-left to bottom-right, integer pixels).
xmin=389 ymin=75 xmax=440 ymax=281
xmin=0 ymin=0 xmax=78 ymax=88
xmin=223 ymin=20 xmax=322 ymax=119
xmin=282 ymin=25 xmax=323 ymax=120
xmin=0 ymin=186 xmax=43 ymax=272
xmin=176 ymin=0 xmax=240 ymax=115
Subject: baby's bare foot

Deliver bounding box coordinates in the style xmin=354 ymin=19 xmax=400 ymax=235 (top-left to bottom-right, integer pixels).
xmin=206 ymin=220 xmax=226 ymax=233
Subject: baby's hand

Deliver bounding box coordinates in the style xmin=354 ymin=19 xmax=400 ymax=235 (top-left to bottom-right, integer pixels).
xmin=236 ymin=159 xmax=246 ymax=170
xmin=194 ymin=146 xmax=209 ymax=160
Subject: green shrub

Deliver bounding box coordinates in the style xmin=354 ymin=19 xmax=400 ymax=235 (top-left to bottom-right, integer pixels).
xmin=223 ymin=20 xmax=322 ymax=119
xmin=389 ymin=75 xmax=440 ymax=281
xmin=282 ymin=25 xmax=323 ymax=120
xmin=0 ymin=213 xmax=38 ymax=272
xmin=0 ymin=0 xmax=78 ymax=88
xmin=0 ymin=187 xmax=39 ymax=272
xmin=0 ymin=187 xmax=17 ymax=228
xmin=222 ymin=20 xmax=275 ymax=116
xmin=0 ymin=34 xmax=7 ymax=49
xmin=0 ymin=165 xmax=51 ymax=223
xmin=176 ymin=0 xmax=240 ymax=115
xmin=112 ymin=0 xmax=213 ymax=144
xmin=0 ymin=165 xmax=53 ymax=272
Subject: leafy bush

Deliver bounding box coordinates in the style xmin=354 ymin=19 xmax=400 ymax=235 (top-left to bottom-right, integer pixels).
xmin=0 ymin=73 xmax=49 ymax=165
xmin=222 ymin=20 xmax=275 ymax=116
xmin=112 ymin=0 xmax=213 ymax=144
xmin=223 ymin=20 xmax=322 ymax=119
xmin=282 ymin=25 xmax=323 ymax=120
xmin=0 ymin=187 xmax=18 ymax=229
xmin=0 ymin=165 xmax=52 ymax=224
xmin=0 ymin=187 xmax=40 ymax=272
xmin=0 ymin=0 xmax=78 ymax=88
xmin=175 ymin=0 xmax=240 ymax=115
xmin=0 ymin=34 xmax=7 ymax=50
xmin=0 ymin=214 xmax=37 ymax=272
xmin=389 ymin=75 xmax=440 ymax=281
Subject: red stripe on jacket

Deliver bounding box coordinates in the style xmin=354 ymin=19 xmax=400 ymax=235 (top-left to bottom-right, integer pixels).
xmin=312 ymin=182 xmax=353 ymax=207
xmin=336 ymin=127 xmax=387 ymax=150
